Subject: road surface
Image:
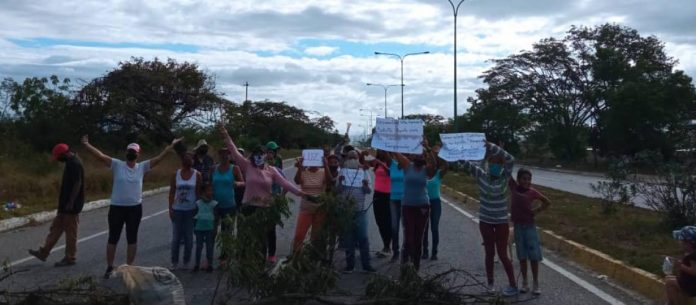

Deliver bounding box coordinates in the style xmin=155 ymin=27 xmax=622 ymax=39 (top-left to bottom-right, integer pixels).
xmin=0 ymin=165 xmax=653 ymax=305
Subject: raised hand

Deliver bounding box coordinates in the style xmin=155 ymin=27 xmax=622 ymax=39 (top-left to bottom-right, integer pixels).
xmin=295 ymin=157 xmax=303 ymax=168
xmin=81 ymin=135 xmax=89 ymax=145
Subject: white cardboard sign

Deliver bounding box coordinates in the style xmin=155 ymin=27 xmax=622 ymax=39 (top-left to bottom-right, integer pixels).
xmin=438 ymin=133 xmax=487 ymax=161
xmin=370 ymin=118 xmax=424 ymax=154
xmin=302 ymin=149 xmax=324 ymax=167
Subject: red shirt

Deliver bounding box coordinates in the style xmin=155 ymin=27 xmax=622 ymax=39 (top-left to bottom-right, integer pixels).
xmin=374 ymin=163 xmax=391 ymax=194
xmin=509 ymin=178 xmax=543 ymax=225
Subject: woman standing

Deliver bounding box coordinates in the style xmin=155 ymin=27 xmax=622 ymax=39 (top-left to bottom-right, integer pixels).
xmin=213 ymin=147 xmax=245 ymax=233
xmin=219 ymin=126 xmax=310 ymax=263
xmin=168 ymin=152 xmax=202 ymax=270
xmin=291 ymin=156 xmax=331 ymax=254
xmin=81 ymin=135 xmax=182 ymax=278
xmin=370 ymin=150 xmax=392 ymax=258
xmin=392 ymin=145 xmax=436 ymax=271
xmin=460 ymin=141 xmax=518 ymax=296
xmin=388 ymin=152 xmax=405 ymax=263
xmin=423 ymin=144 xmax=448 ymax=261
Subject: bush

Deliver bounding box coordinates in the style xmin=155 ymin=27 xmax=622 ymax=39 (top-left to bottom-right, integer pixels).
xmin=590 ymin=156 xmax=637 ymax=214
xmin=636 ymin=159 xmax=696 ymax=228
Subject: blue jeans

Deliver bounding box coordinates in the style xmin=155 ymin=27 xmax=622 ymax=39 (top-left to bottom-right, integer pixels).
xmin=423 ymin=198 xmax=442 ymax=255
xmin=171 ymin=209 xmax=195 ymax=265
xmin=343 ymin=210 xmax=372 ymax=270
xmin=389 ymin=200 xmax=402 ymax=255
xmin=195 ymin=230 xmax=214 ymax=267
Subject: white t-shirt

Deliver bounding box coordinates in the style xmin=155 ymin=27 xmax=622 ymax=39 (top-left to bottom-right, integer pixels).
xmin=110 ymin=158 xmax=152 ymax=206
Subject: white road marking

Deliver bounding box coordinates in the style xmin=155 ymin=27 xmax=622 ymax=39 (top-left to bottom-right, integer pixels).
xmin=9 ymin=209 xmax=169 ymax=267
xmin=441 ymin=197 xmax=626 ymax=305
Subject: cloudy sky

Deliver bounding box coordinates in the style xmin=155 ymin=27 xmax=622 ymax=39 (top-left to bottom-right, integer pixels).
xmin=1 ymin=0 xmax=695 ymax=136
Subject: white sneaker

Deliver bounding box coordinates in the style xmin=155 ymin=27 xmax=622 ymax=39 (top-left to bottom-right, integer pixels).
xmin=169 ymin=263 xmax=178 ymax=271
xmin=486 ymin=283 xmax=496 ymax=294
xmin=532 ymin=282 xmax=541 ymax=295
xmin=520 ymin=282 xmax=529 ymax=293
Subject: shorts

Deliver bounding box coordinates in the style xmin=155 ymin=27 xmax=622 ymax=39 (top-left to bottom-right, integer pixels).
xmin=514 ymin=223 xmax=543 ymax=262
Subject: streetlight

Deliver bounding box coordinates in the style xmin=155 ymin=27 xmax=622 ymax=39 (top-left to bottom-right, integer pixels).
xmin=360 ymin=108 xmax=383 ymax=131
xmin=374 ymin=51 xmax=430 ymax=118
xmin=448 ymin=0 xmax=466 ymax=131
xmin=366 ymin=83 xmax=401 ymax=118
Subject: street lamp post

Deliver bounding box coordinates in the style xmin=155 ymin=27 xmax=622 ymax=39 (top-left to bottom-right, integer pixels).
xmin=448 ymin=0 xmax=466 ymax=131
xmin=366 ymin=83 xmax=400 ymax=118
xmin=374 ymin=51 xmax=430 ymax=118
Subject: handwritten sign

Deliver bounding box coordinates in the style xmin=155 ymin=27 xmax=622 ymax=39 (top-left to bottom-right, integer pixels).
xmin=438 ymin=133 xmax=487 ymax=161
xmin=340 ymin=168 xmax=365 ymax=187
xmin=370 ymin=118 xmax=424 ymax=154
xmin=302 ymin=149 xmax=324 ymax=167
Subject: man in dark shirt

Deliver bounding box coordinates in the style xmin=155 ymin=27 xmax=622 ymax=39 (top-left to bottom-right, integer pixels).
xmin=193 ymin=139 xmax=215 ymax=184
xmin=28 ymin=143 xmax=84 ymax=267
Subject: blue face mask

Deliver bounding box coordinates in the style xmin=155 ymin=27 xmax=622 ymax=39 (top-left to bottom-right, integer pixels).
xmin=488 ymin=163 xmax=503 ymax=177
xmin=252 ymin=155 xmax=265 ymax=167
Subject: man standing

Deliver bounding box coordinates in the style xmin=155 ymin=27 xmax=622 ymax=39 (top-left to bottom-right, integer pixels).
xmin=193 ymin=139 xmax=215 ymax=184
xmin=28 ymin=143 xmax=84 ymax=267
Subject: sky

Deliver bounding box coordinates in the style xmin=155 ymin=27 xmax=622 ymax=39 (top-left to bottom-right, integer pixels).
xmin=1 ymin=0 xmax=695 ymax=137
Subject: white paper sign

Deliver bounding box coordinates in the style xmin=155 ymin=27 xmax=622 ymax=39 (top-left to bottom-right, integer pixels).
xmin=438 ymin=133 xmax=487 ymax=161
xmin=302 ymin=149 xmax=324 ymax=167
xmin=340 ymin=169 xmax=365 ymax=187
xmin=370 ymin=118 xmax=424 ymax=154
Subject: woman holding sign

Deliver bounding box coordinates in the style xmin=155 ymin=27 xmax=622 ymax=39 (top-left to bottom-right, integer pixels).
xmin=291 ymin=154 xmax=332 ymax=254
xmin=422 ymin=143 xmax=448 ymax=261
xmin=218 ymin=125 xmax=312 ymax=263
xmin=370 ymin=149 xmax=393 ymax=258
xmin=391 ymin=142 xmax=437 ymax=271
xmin=460 ymin=141 xmax=518 ymax=296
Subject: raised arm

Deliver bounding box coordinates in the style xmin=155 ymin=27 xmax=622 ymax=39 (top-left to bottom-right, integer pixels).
xmin=271 ymin=167 xmax=303 ymax=196
xmin=218 ymin=125 xmax=249 ymax=168
xmin=293 ymin=158 xmax=304 ymax=185
xmin=233 ymin=165 xmax=245 ymax=187
xmin=168 ymin=173 xmax=176 ymax=220
xmin=459 ymin=160 xmax=486 ymax=179
xmin=150 ymin=137 xmax=184 ymax=169
xmin=423 ymin=139 xmax=437 ymax=178
xmin=392 ymin=152 xmax=410 ymax=170
xmin=81 ymin=135 xmax=113 ymax=168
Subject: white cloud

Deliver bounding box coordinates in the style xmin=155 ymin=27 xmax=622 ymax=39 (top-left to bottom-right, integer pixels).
xmin=304 ymin=46 xmax=338 ymax=56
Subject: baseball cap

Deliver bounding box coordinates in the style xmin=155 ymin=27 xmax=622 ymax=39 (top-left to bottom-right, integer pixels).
xmin=673 ymin=226 xmax=696 ymax=243
xmin=126 ymin=143 xmax=141 ymax=153
xmin=51 ymin=143 xmax=69 ymax=160
xmin=265 ymin=141 xmax=279 ymax=150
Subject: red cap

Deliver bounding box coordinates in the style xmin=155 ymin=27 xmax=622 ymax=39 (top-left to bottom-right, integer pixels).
xmin=51 ymin=143 xmax=69 ymax=160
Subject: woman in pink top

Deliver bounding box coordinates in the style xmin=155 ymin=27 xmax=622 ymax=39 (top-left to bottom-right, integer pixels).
xmin=219 ymin=126 xmax=309 ymax=263
xmin=370 ymin=149 xmax=392 ymax=258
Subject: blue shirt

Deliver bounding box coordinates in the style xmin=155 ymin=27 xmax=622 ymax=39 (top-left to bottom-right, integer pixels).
xmin=426 ymin=170 xmax=442 ymax=200
xmin=401 ymin=164 xmax=429 ymax=206
xmin=212 ymin=165 xmax=236 ymax=209
xmin=389 ymin=160 xmax=404 ymax=201
xmin=195 ymin=199 xmax=218 ymax=231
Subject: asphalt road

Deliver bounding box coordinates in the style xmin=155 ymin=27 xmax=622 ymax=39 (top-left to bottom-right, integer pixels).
xmin=514 ymin=166 xmax=649 ymax=208
xmin=0 ymin=165 xmax=654 ymax=305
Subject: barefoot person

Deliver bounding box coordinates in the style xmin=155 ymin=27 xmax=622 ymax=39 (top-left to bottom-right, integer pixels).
xmin=460 ymin=141 xmax=518 ymax=296
xmin=509 ymin=168 xmax=551 ymax=294
xmin=28 ymin=143 xmax=84 ymax=267
xmin=81 ymin=135 xmax=182 ymax=278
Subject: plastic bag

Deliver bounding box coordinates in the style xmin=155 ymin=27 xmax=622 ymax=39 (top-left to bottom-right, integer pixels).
xmin=663 ymin=256 xmax=673 ymax=275
xmin=112 ymin=265 xmax=186 ymax=305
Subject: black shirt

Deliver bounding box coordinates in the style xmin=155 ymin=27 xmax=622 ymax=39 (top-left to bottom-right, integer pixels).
xmin=58 ymin=155 xmax=85 ymax=214
xmin=193 ymin=154 xmax=215 ymax=184
xmin=679 ymin=252 xmax=696 ymax=296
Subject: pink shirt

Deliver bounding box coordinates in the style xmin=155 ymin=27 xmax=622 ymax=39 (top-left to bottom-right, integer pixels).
xmin=373 ymin=164 xmax=391 ymax=193
xmin=225 ymin=138 xmax=302 ymax=207
xmin=509 ymin=178 xmax=543 ymax=225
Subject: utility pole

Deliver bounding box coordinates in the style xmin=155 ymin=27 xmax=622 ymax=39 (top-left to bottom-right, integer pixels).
xmin=243 ymin=81 xmax=249 ymax=102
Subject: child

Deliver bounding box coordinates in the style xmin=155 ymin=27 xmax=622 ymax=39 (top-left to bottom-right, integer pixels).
xmin=665 ymin=226 xmax=696 ymax=305
xmin=193 ymin=183 xmax=218 ymax=272
xmin=509 ymin=168 xmax=551 ymax=295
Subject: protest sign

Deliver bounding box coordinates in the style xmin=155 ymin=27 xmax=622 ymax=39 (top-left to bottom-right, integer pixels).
xmin=302 ymin=149 xmax=324 ymax=167
xmin=340 ymin=169 xmax=365 ymax=187
xmin=438 ymin=133 xmax=487 ymax=161
xmin=370 ymin=118 xmax=423 ymax=154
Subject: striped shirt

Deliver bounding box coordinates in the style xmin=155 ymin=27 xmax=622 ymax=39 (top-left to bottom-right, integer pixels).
xmin=299 ymin=168 xmax=326 ymax=213
xmin=460 ymin=144 xmax=514 ymax=224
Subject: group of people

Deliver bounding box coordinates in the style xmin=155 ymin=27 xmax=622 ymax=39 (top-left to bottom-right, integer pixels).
xmin=28 ymin=125 xmax=559 ymax=298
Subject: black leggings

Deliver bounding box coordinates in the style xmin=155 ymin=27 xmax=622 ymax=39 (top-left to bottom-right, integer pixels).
xmin=372 ymin=191 xmax=392 ymax=250
xmin=108 ymin=204 xmax=143 ymax=245
xmin=240 ymin=205 xmax=276 ymax=257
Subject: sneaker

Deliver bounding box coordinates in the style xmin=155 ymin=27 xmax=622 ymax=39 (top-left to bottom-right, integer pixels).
xmin=169 ymin=263 xmax=178 ymax=271
xmin=390 ymin=253 xmax=399 ymax=263
xmin=267 ymin=256 xmax=278 ymax=264
xmin=28 ymin=249 xmax=46 ymax=262
xmin=343 ymin=266 xmax=354 ymax=274
xmin=422 ymin=251 xmax=429 ymax=260
xmin=375 ymin=251 xmax=387 ymax=258
xmin=363 ymin=266 xmax=377 ymax=273
xmin=103 ymin=266 xmax=114 ymax=279
xmin=206 ymin=266 xmax=214 ymax=273
xmin=485 ymin=283 xmax=496 ymax=294
xmin=502 ymin=286 xmax=519 ymax=297
xmin=192 ymin=266 xmax=200 ymax=273
xmin=520 ymin=283 xmax=529 ymax=293
xmin=532 ymin=282 xmax=541 ymax=295
xmin=54 ymin=258 xmax=75 ymax=267
xmin=430 ymin=254 xmax=438 ymax=261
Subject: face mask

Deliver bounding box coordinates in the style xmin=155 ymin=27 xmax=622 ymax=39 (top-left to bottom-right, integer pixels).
xmin=329 ymin=165 xmax=339 ymax=172
xmin=198 ymin=148 xmax=208 ymax=155
xmin=488 ymin=163 xmax=503 ymax=177
xmin=344 ymin=159 xmax=360 ymax=169
xmin=252 ymin=155 xmax=265 ymax=167
xmin=126 ymin=152 xmax=138 ymax=161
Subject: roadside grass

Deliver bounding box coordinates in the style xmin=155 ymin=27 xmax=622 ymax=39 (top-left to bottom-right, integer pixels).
xmin=0 ymin=148 xmax=301 ymax=220
xmin=442 ymin=171 xmax=680 ymax=276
